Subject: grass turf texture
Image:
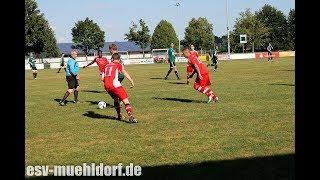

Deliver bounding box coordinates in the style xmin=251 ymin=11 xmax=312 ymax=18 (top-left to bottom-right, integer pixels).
xmin=25 ymin=57 xmax=294 ymax=178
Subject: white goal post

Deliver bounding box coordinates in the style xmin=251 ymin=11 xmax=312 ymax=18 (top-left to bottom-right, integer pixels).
xmin=151 ymin=49 xmax=168 ymax=63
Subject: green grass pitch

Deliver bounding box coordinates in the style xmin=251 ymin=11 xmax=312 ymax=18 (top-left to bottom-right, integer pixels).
xmin=25 ymin=57 xmax=294 ymax=177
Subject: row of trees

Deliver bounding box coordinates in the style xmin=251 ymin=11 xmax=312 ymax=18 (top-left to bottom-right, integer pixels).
xmin=228 ymin=5 xmax=295 ymax=52
xmin=125 ymin=17 xmax=215 ymax=57
xmin=123 ymin=5 xmax=295 ymax=54
xmin=25 ymin=0 xmax=295 ymax=58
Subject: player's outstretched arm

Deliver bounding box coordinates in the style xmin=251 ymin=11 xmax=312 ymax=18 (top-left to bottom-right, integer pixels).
xmin=122 ymin=69 xmax=134 ymax=87
xmin=83 ymin=58 xmax=96 ymax=68
xmin=186 ymin=70 xmax=195 ymax=85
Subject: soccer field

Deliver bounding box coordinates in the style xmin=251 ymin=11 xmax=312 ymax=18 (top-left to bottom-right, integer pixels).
xmin=25 ymin=57 xmax=294 ymax=178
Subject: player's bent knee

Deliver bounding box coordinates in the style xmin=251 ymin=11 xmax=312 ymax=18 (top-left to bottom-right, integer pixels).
xmin=194 ymin=84 xmax=201 ymax=90
xmin=122 ymin=98 xmax=129 ymax=104
xmin=68 ymin=89 xmax=74 ymax=93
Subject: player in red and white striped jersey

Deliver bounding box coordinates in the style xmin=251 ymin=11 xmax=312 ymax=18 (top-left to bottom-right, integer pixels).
xmin=103 ymin=53 xmax=137 ymax=123
xmin=183 ymin=47 xmax=218 ymax=103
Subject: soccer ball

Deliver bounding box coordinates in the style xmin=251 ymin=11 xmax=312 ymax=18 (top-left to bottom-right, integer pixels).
xmin=98 ymin=101 xmax=107 ymax=109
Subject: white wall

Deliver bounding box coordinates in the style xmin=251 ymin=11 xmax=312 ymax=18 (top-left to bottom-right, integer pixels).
xmin=25 ymin=63 xmax=44 ymax=70
xmin=128 ymin=53 xmax=151 ymax=59
xmin=25 ymin=52 xmax=294 ymax=70
xmin=230 ymin=53 xmax=255 ymax=60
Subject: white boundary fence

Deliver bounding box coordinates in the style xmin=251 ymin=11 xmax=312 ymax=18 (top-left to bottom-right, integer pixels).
xmin=25 ymin=51 xmax=295 ymax=70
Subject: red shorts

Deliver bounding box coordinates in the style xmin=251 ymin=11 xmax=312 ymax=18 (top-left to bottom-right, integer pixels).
xmin=194 ymin=73 xmax=211 ymax=87
xmin=105 ymin=86 xmax=128 ymax=101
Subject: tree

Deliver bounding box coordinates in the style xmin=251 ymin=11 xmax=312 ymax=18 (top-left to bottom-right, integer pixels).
xmin=25 ymin=0 xmax=59 ymax=57
xmin=214 ymin=36 xmax=223 ymax=45
xmin=71 ymin=17 xmax=105 ymax=61
xmin=256 ymin=4 xmax=289 ymax=50
xmin=229 ymin=31 xmax=243 ymax=53
xmin=231 ymin=9 xmax=270 ymax=52
xmin=182 ymin=17 xmax=215 ymax=52
xmin=287 ymin=9 xmax=295 ymax=50
xmin=151 ymin=20 xmax=179 ymax=51
xmin=213 ymin=35 xmax=228 ymax=52
xmin=125 ymin=19 xmax=151 ymax=58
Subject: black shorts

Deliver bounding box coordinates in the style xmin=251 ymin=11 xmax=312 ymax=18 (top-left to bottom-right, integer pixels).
xmin=169 ymin=61 xmax=176 ymax=68
xmin=60 ymin=63 xmax=65 ymax=67
xmin=267 ymin=51 xmax=272 ymax=55
xmin=211 ymin=56 xmax=218 ymax=64
xmin=66 ymin=76 xmax=79 ymax=89
xmin=31 ymin=65 xmax=37 ymax=70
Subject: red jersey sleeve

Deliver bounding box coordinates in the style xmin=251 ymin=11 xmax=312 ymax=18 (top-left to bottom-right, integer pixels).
xmin=116 ymin=63 xmax=123 ymax=72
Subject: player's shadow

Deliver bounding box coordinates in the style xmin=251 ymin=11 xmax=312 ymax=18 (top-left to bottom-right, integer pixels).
xmin=34 ymin=153 xmax=294 ymax=179
xmin=278 ymin=69 xmax=294 ymax=72
xmin=268 ymin=83 xmax=295 ymax=86
xmin=150 ymin=77 xmax=164 ymax=80
xmin=138 ymin=153 xmax=294 ymax=180
xmin=82 ymin=90 xmax=105 ymax=93
xmin=53 ymin=98 xmax=73 ymax=104
xmin=86 ymin=100 xmax=113 ymax=108
xmin=167 ymin=82 xmax=187 ymax=85
xmin=153 ymin=97 xmax=206 ymax=103
xmin=82 ymin=111 xmax=131 ymax=124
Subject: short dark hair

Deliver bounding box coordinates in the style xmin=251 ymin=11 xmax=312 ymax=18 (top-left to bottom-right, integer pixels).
xmin=111 ymin=53 xmax=120 ymax=60
xmin=109 ymin=44 xmax=118 ymax=51
xmin=98 ymin=50 xmax=102 ymax=53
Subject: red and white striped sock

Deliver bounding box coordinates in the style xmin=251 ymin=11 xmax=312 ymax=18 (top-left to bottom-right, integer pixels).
xmin=194 ymin=85 xmax=217 ymax=98
xmin=124 ymin=103 xmax=133 ymax=117
xmin=203 ymin=87 xmax=215 ymax=98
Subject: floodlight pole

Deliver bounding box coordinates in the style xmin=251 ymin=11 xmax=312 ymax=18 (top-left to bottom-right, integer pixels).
xmin=176 ymin=1 xmax=181 ymax=56
xmin=226 ymin=0 xmax=231 ymax=60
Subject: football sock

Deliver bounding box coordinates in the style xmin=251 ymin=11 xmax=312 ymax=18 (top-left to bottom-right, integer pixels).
xmin=195 ymin=85 xmax=216 ymax=98
xmin=74 ymin=90 xmax=78 ymax=102
xmin=165 ymin=69 xmax=173 ymax=78
xmin=124 ymin=103 xmax=133 ymax=117
xmin=175 ymin=71 xmax=180 ymax=79
xmin=205 ymin=90 xmax=215 ymax=98
xmin=114 ymin=100 xmax=121 ymax=117
xmin=33 ymin=73 xmax=36 ymax=78
xmin=35 ymin=72 xmax=37 ymax=79
xmin=61 ymin=91 xmax=70 ymax=102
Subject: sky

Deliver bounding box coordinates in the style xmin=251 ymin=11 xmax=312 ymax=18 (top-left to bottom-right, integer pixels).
xmin=37 ymin=0 xmax=295 ymax=43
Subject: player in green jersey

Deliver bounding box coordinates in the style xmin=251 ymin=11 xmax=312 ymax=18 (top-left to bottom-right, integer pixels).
xmin=164 ymin=43 xmax=180 ymax=80
xmin=28 ymin=53 xmax=38 ymax=79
